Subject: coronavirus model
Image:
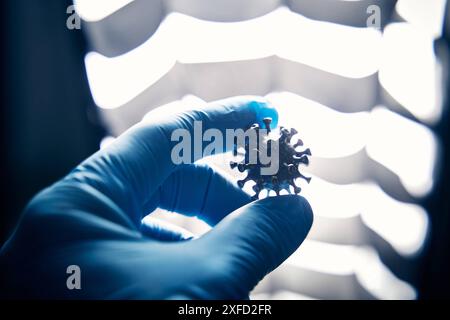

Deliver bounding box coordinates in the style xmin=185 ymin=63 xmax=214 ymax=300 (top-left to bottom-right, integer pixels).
xmin=230 ymin=118 xmax=311 ymax=200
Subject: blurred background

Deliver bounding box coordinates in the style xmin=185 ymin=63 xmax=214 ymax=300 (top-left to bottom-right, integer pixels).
xmin=1 ymin=0 xmax=449 ymax=299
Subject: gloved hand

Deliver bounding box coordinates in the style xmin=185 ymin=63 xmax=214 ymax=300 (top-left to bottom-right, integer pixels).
xmin=0 ymin=96 xmax=313 ymax=299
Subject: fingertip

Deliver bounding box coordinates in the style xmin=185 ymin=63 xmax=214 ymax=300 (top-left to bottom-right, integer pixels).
xmin=295 ymin=195 xmax=314 ymax=231
xmin=200 ymin=194 xmax=314 ymax=293
xmin=257 ymin=194 xmax=314 ymax=234
xmin=248 ymin=100 xmax=279 ymax=129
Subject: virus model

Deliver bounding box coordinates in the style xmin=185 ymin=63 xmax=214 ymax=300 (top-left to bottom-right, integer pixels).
xmin=230 ymin=118 xmax=311 ymax=200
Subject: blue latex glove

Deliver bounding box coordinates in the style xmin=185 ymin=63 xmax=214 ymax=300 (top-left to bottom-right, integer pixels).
xmin=0 ymin=96 xmax=313 ymax=299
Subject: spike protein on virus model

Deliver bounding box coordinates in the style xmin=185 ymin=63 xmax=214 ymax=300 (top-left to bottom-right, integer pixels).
xmin=230 ymin=118 xmax=312 ymax=200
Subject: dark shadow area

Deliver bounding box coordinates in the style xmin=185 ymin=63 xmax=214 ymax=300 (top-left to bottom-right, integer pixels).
xmin=0 ymin=0 xmax=104 ymax=245
xmin=419 ymin=0 xmax=450 ymax=299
